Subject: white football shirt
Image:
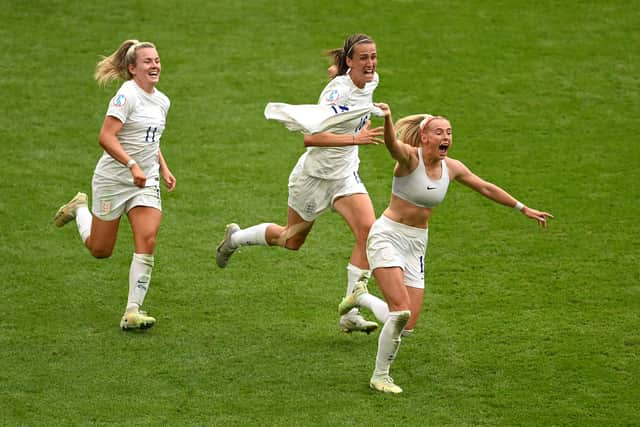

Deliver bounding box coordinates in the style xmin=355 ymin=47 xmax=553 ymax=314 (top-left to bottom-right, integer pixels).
xmin=93 ymin=80 xmax=170 ymax=186
xmin=301 ymin=72 xmax=379 ymax=179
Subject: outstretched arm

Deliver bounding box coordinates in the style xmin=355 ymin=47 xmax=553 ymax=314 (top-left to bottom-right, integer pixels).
xmin=448 ymin=158 xmax=553 ymax=227
xmin=303 ymin=121 xmax=383 ymax=147
xmin=374 ymin=103 xmax=415 ymax=167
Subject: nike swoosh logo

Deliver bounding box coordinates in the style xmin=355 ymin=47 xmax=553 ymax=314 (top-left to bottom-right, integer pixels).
xmin=427 ymin=186 xmax=437 ymax=190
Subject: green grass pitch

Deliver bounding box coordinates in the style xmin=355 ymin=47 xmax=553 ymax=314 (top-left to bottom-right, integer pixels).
xmin=1 ymin=0 xmax=638 ymax=425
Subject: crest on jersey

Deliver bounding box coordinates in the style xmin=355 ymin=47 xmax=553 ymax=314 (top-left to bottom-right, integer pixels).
xmin=324 ymin=90 xmax=340 ymax=103
xmin=112 ymin=94 xmax=126 ymax=107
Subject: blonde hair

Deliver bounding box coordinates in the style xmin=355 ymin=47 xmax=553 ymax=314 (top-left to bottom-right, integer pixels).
xmin=94 ymin=39 xmax=156 ymax=86
xmin=395 ymin=114 xmax=448 ymax=147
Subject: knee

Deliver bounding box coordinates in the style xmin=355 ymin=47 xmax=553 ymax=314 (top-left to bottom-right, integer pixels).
xmin=143 ymin=235 xmax=157 ymax=250
xmin=135 ymin=234 xmax=157 ymax=253
xmin=354 ymin=223 xmax=372 ymax=243
xmin=276 ymin=226 xmax=308 ymax=250
xmin=89 ymin=247 xmax=113 ymax=259
xmin=86 ymin=238 xmax=114 ymax=258
xmin=284 ymin=238 xmax=305 ymax=250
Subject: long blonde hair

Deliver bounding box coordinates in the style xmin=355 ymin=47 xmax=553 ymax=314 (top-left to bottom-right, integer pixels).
xmin=395 ymin=114 xmax=447 ymax=147
xmin=94 ymin=39 xmax=156 ymax=86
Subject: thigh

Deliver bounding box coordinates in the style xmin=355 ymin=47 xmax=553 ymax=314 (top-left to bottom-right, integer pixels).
xmin=128 ymin=207 xmax=162 ymax=253
xmin=87 ymin=215 xmax=121 ymax=256
xmin=373 ymin=266 xmax=410 ymax=312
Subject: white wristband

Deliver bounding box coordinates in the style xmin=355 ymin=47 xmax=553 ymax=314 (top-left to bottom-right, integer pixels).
xmin=513 ymin=201 xmax=525 ymax=211
xmin=126 ymin=159 xmax=137 ymax=169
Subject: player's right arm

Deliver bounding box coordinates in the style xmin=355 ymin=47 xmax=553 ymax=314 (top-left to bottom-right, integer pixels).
xmin=99 ymin=116 xmax=146 ymax=187
xmin=303 ymin=122 xmax=382 ymax=147
xmin=375 ymin=103 xmax=414 ymax=166
xmin=302 ymin=78 xmax=382 ymax=147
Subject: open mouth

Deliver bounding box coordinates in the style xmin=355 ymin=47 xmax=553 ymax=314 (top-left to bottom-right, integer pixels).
xmin=438 ymin=144 xmax=449 ymax=154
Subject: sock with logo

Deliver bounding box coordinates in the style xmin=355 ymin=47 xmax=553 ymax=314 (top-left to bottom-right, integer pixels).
xmin=230 ymin=223 xmax=272 ymax=247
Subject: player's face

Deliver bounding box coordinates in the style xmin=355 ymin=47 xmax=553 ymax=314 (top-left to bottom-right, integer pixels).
xmin=129 ymin=47 xmax=161 ymax=92
xmin=421 ymin=118 xmax=452 ymax=159
xmin=346 ymin=42 xmax=377 ymax=89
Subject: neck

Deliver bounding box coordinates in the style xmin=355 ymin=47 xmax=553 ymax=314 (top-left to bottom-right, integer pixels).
xmin=421 ymin=146 xmax=441 ymax=167
xmin=133 ymin=78 xmax=155 ymax=94
xmin=348 ymin=72 xmax=366 ymax=89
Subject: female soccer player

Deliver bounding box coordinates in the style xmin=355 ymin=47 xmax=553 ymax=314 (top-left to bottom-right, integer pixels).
xmin=215 ymin=33 xmax=383 ymax=333
xmin=339 ymin=103 xmax=553 ymax=393
xmin=54 ymin=39 xmax=176 ymax=330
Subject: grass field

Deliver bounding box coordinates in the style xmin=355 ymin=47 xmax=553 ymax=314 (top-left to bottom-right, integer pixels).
xmin=1 ymin=0 xmax=639 ymax=425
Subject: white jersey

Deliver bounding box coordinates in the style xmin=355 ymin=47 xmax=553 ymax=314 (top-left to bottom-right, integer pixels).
xmin=93 ymin=80 xmax=170 ymax=186
xmin=264 ymin=103 xmax=383 ymax=134
xmin=300 ymin=72 xmax=379 ymax=179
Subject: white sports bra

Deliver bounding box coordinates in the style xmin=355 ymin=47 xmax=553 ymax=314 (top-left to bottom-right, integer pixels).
xmin=391 ymin=148 xmax=450 ymax=208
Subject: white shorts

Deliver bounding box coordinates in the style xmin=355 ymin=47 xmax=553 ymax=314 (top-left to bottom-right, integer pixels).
xmin=91 ymin=177 xmax=162 ymax=221
xmin=287 ymin=161 xmax=367 ymax=222
xmin=367 ymin=215 xmax=429 ymax=289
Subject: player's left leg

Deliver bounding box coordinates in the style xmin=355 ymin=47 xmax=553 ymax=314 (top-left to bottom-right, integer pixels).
xmin=334 ymin=193 xmax=377 ymax=333
xmin=404 ymin=286 xmax=425 ymax=335
xmin=369 ymin=266 xmax=411 ymax=394
xmin=215 ymin=207 xmax=315 ymax=268
xmin=370 ymin=310 xmax=410 ymax=394
xmin=121 ymin=206 xmax=161 ymax=330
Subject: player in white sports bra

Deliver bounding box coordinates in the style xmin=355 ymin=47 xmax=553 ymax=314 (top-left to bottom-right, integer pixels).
xmin=339 ymin=103 xmax=553 ymax=394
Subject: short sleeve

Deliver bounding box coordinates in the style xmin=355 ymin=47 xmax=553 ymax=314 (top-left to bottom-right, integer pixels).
xmin=317 ymin=78 xmax=349 ymax=106
xmin=106 ymin=84 xmax=137 ymax=123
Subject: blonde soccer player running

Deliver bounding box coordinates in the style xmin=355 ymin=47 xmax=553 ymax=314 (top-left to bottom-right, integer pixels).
xmin=54 ymin=39 xmax=176 ymax=330
xmin=339 ymin=103 xmax=553 ymax=393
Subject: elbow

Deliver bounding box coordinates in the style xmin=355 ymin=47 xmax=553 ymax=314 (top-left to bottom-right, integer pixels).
xmin=98 ymin=132 xmax=108 ymax=149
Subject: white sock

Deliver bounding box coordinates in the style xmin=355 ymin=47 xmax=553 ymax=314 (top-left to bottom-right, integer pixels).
xmin=126 ymin=253 xmax=154 ymax=313
xmin=346 ymin=263 xmax=370 ymax=296
xmin=230 ymin=223 xmax=271 ymax=247
xmin=75 ymin=206 xmax=92 ymax=243
xmin=359 ymin=293 xmax=390 ymax=323
xmin=373 ymin=310 xmax=410 ymax=377
xmin=344 ymin=263 xmax=371 ymax=316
